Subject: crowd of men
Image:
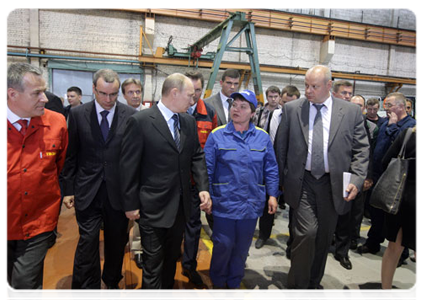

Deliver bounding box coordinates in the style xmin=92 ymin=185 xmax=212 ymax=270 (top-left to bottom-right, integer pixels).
xmin=7 ymin=62 xmax=415 ymax=290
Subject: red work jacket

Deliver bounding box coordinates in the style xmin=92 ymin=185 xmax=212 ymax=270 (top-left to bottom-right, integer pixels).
xmin=194 ymin=99 xmax=217 ymax=149
xmin=7 ymin=109 xmax=68 ymax=240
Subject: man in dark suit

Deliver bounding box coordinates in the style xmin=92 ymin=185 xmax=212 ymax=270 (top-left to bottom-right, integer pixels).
xmin=119 ymin=73 xmax=212 ymax=289
xmin=204 ymin=68 xmax=240 ymax=126
xmin=275 ymin=65 xmax=369 ymax=289
xmin=62 ymin=69 xmax=136 ymax=289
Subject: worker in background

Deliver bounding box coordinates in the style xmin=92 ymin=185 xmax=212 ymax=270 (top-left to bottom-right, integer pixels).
xmin=204 ymin=69 xmax=240 ymax=126
xmin=64 ymin=86 xmax=83 ymax=119
xmin=253 ymin=85 xmax=282 ymax=249
xmin=122 ymin=78 xmax=147 ymax=111
xmin=182 ymin=70 xmax=217 ymax=286
xmin=332 ymin=80 xmax=353 ymax=102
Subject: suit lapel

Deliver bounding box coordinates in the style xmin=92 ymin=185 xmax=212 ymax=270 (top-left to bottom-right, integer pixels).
xmin=297 ymin=98 xmax=310 ymax=144
xmin=86 ymin=101 xmax=105 ymax=145
xmin=106 ymin=102 xmax=124 ymax=144
xmin=213 ymin=94 xmax=226 ymax=125
xmin=150 ymin=105 xmax=179 ymax=152
xmin=328 ymin=98 xmax=345 ymax=148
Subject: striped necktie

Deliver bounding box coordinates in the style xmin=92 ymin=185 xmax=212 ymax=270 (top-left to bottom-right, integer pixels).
xmin=172 ymin=114 xmax=180 ymax=151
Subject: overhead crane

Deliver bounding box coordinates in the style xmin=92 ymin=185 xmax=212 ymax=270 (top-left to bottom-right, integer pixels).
xmin=162 ymin=11 xmax=265 ymax=103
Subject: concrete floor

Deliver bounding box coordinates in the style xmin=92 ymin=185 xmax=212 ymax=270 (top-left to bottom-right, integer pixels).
xmin=202 ymin=205 xmax=417 ymax=298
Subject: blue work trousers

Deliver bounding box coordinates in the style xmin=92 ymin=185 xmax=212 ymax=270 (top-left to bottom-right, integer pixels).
xmin=210 ymin=216 xmax=257 ymax=288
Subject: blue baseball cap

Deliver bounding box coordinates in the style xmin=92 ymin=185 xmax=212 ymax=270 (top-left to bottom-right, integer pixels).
xmin=230 ymin=89 xmax=258 ymax=109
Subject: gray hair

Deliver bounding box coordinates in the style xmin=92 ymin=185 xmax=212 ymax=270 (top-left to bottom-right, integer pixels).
xmin=93 ymin=69 xmax=120 ymax=88
xmin=7 ymin=63 xmax=43 ymax=92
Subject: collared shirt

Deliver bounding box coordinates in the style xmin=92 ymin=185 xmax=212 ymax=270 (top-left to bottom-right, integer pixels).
xmin=305 ymin=95 xmax=332 ymax=173
xmin=94 ymin=99 xmax=116 ymax=128
xmin=268 ymin=107 xmax=283 ymax=145
xmin=157 ymin=100 xmax=178 ymax=139
xmin=187 ymin=102 xmax=198 ymax=115
xmin=219 ymin=91 xmax=231 ymax=121
xmin=7 ymin=106 xmax=31 ymax=131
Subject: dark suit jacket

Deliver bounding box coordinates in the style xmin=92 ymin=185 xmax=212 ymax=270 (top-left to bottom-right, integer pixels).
xmin=204 ymin=93 xmax=227 ymax=126
xmin=275 ymin=97 xmax=369 ymax=215
xmin=62 ymin=100 xmax=136 ymax=211
xmin=119 ymin=105 xmax=209 ymax=228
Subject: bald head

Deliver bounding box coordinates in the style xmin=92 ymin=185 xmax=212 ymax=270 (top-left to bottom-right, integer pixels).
xmin=304 ymin=65 xmax=333 ymax=104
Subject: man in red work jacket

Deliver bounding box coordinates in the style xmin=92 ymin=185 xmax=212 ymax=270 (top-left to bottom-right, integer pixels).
xmin=181 ymin=71 xmax=217 ymax=286
xmin=7 ymin=63 xmax=68 ymax=289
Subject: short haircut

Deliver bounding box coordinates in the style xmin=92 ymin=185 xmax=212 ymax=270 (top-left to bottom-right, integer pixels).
xmin=7 ymin=62 xmax=43 ymax=92
xmin=67 ymin=86 xmax=82 ymax=95
xmin=185 ymin=70 xmax=204 ymax=89
xmin=366 ymin=98 xmax=380 ymax=107
xmin=386 ymin=92 xmax=406 ymax=106
xmin=281 ymin=85 xmax=301 ymax=98
xmin=221 ymin=69 xmax=240 ymax=82
xmin=406 ymin=98 xmax=413 ymax=108
xmin=121 ymin=78 xmax=143 ymax=94
xmin=332 ymin=80 xmax=353 ymax=93
xmin=162 ymin=73 xmax=189 ymax=97
xmin=93 ymin=69 xmax=120 ymax=88
xmin=265 ymin=85 xmax=281 ymax=97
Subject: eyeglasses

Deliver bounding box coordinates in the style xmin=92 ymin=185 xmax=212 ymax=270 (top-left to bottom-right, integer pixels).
xmin=95 ymin=88 xmax=118 ymax=98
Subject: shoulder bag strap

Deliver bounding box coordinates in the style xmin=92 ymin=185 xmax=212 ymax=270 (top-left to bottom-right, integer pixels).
xmin=398 ymin=128 xmax=413 ymax=158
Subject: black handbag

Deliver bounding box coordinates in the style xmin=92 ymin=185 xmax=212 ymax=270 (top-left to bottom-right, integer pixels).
xmin=369 ymin=128 xmax=413 ymax=215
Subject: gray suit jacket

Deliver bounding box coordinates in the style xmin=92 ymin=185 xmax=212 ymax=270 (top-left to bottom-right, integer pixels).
xmin=275 ymin=97 xmax=369 ymax=215
xmin=204 ymin=93 xmax=227 ymax=126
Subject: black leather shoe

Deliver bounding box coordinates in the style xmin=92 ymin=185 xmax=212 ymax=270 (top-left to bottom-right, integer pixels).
xmin=106 ymin=284 xmax=119 ymax=289
xmin=334 ymin=255 xmax=352 ymax=270
xmin=357 ymin=244 xmax=380 ymax=255
xmin=255 ymin=238 xmax=266 ymax=249
xmin=349 ymin=239 xmax=358 ymax=250
xmin=307 ymin=288 xmax=327 ymax=300
xmin=182 ymin=268 xmax=203 ymax=286
xmin=107 ymin=286 xmax=120 ymax=300
xmin=134 ymin=253 xmax=143 ymax=269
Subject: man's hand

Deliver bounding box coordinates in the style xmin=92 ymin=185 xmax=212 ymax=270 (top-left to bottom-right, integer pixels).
xmin=363 ymin=179 xmax=373 ymax=191
xmin=344 ymin=183 xmax=359 ymax=202
xmin=63 ymin=195 xmax=75 ymax=209
xmin=388 ymin=111 xmax=398 ymax=125
xmin=267 ymin=196 xmax=278 ymax=214
xmin=125 ymin=209 xmax=140 ymax=220
xmin=199 ymin=191 xmax=212 ymax=215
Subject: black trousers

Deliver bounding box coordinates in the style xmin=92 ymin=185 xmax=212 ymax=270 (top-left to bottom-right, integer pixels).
xmin=72 ymin=182 xmax=128 ymax=289
xmin=140 ymin=202 xmax=186 ymax=289
xmin=8 ymin=231 xmax=55 ymax=289
xmin=182 ymin=185 xmax=201 ymax=271
xmin=258 ymin=195 xmax=275 ymax=240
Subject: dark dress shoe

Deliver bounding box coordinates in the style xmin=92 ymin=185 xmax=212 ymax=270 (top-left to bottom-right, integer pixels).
xmin=349 ymin=239 xmax=358 ymax=250
xmin=182 ymin=268 xmax=203 ymax=286
xmin=106 ymin=284 xmax=119 ymax=289
xmin=255 ymin=238 xmax=266 ymax=249
xmin=134 ymin=253 xmax=143 ymax=269
xmin=307 ymin=288 xmax=327 ymax=300
xmin=334 ymin=255 xmax=352 ymax=270
xmin=357 ymin=244 xmax=380 ymax=255
xmin=107 ymin=286 xmax=120 ymax=300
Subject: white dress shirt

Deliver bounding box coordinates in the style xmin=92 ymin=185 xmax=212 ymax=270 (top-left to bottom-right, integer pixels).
xmin=305 ymin=96 xmax=332 ymax=173
xmin=157 ymin=100 xmax=178 ymax=139
xmin=269 ymin=107 xmax=283 ymax=145
xmin=7 ymin=106 xmax=31 ymax=131
xmin=219 ymin=91 xmax=231 ymax=121
xmin=94 ymin=99 xmax=116 ymax=128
